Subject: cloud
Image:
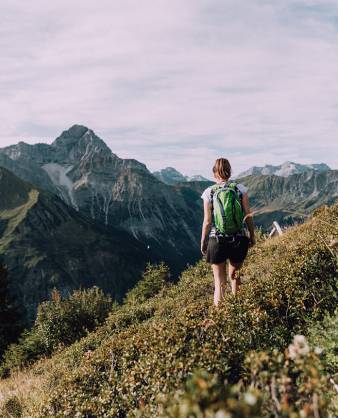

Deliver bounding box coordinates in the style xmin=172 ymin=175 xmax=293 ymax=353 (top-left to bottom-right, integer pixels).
xmin=0 ymin=0 xmax=338 ymax=176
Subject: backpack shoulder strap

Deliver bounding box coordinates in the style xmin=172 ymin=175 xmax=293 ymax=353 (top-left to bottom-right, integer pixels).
xmin=210 ymin=184 xmax=221 ymax=198
xmin=210 ymin=185 xmax=221 ymax=228
xmin=228 ymin=182 xmax=242 ymax=196
xmin=228 ymin=181 xmax=238 ymax=189
xmin=229 ymin=182 xmax=245 ymax=212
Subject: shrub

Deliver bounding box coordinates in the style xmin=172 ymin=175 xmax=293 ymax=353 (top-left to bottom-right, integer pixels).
xmin=158 ymin=369 xmax=263 ymax=418
xmin=159 ymin=335 xmax=336 ymax=418
xmin=124 ymin=262 xmax=170 ymax=305
xmin=0 ymin=329 xmax=45 ymax=377
xmin=243 ymin=334 xmax=337 ymax=417
xmin=0 ymin=286 xmax=112 ymax=375
xmin=1 ymin=395 xmax=22 ymax=418
xmin=0 ymin=264 xmax=23 ymax=359
xmin=35 ymin=287 xmax=112 ymax=353
xmin=307 ymin=309 xmax=338 ymax=375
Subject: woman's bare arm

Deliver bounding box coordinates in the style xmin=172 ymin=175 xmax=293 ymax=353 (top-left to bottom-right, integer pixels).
xmin=201 ymin=199 xmax=212 ymax=255
xmin=241 ymin=192 xmax=255 ymax=245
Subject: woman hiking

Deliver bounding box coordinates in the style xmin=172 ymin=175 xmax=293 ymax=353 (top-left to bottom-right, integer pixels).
xmin=201 ymin=158 xmax=255 ymax=306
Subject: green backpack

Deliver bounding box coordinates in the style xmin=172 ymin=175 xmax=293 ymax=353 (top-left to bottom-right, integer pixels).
xmin=210 ymin=182 xmax=244 ymax=235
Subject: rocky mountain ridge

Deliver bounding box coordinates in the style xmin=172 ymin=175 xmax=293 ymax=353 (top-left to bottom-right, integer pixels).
xmin=237 ymin=161 xmax=331 ymax=178
xmin=238 ymin=169 xmax=338 ymax=227
xmin=152 ymin=167 xmax=210 ymax=185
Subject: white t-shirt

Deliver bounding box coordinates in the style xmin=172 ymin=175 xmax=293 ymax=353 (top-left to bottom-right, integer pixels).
xmin=201 ymin=181 xmax=248 ymax=203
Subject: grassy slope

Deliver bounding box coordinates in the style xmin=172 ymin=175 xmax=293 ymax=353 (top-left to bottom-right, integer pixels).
xmin=0 ymin=190 xmax=39 ymax=252
xmin=0 ymin=167 xmax=40 ymax=251
xmin=0 ymin=204 xmax=337 ymax=417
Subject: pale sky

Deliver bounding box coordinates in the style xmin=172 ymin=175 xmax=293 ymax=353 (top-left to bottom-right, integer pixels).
xmin=1 ymin=0 xmax=338 ymax=178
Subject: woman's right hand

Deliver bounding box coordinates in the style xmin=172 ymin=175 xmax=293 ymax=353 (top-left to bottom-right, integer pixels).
xmin=249 ymin=237 xmax=256 ymax=247
xmin=201 ymin=240 xmax=207 ymax=255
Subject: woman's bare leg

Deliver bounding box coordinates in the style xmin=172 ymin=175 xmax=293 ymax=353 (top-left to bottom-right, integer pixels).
xmin=211 ymin=262 xmax=227 ymax=306
xmin=228 ymin=261 xmax=243 ymax=295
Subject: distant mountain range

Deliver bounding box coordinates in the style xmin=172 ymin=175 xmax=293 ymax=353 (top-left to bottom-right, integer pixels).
xmin=0 ymin=124 xmax=337 ymax=323
xmin=236 ymin=161 xmax=331 ymax=178
xmin=153 ymin=162 xmax=331 ymax=185
xmin=238 ymin=169 xmax=338 ymax=227
xmin=153 ymin=167 xmax=210 ymax=185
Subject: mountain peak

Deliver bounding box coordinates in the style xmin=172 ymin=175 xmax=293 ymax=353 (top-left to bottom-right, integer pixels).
xmin=61 ymin=124 xmax=89 ymax=138
xmin=52 ymin=125 xmax=90 ymax=146
xmin=162 ymin=167 xmax=183 ymax=175
xmin=152 ymin=167 xmax=187 ymax=185
xmin=153 ymin=166 xmax=210 ymax=185
xmin=51 ymin=125 xmax=111 ymax=160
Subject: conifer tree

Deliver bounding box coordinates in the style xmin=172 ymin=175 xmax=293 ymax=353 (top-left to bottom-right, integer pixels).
xmin=0 ymin=263 xmax=23 ymax=357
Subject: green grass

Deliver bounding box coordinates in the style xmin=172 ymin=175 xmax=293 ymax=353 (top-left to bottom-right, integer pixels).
xmin=0 ymin=190 xmax=39 ymax=252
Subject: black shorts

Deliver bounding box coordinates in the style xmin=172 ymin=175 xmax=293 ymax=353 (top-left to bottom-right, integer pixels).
xmin=206 ymin=234 xmax=249 ymax=265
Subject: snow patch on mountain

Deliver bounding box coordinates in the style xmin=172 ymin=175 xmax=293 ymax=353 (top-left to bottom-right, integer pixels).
xmin=42 ymin=163 xmax=78 ymax=210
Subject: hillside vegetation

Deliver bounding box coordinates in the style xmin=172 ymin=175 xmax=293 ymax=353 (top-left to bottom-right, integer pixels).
xmin=0 ymin=204 xmax=337 ymax=417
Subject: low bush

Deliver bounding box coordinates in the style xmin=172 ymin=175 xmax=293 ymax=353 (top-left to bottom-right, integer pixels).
xmin=243 ymin=334 xmax=336 ymax=417
xmin=159 ymin=369 xmax=263 ymax=418
xmin=307 ymin=309 xmax=338 ymax=375
xmin=1 ymin=395 xmax=22 ymax=418
xmin=0 ymin=330 xmax=45 ymax=377
xmin=124 ymin=262 xmax=170 ymax=305
xmin=159 ymin=332 xmax=337 ymax=418
xmin=0 ymin=286 xmax=112 ymax=376
xmin=35 ymin=286 xmax=112 ymax=353
xmin=0 ymin=264 xmax=23 ymax=359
